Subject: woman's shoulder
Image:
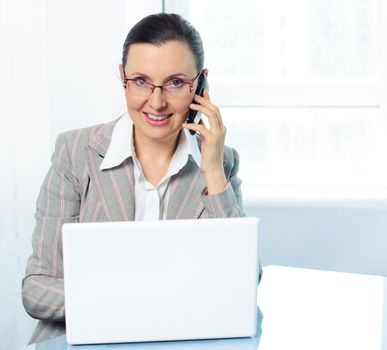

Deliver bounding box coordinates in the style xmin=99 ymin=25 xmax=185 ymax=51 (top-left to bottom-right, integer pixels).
xmin=223 ymin=144 xmax=240 ymax=163
xmin=223 ymin=145 xmax=240 ymax=172
xmin=50 ymin=117 xmax=120 ymax=177
xmin=57 ymin=117 xmax=118 ymax=150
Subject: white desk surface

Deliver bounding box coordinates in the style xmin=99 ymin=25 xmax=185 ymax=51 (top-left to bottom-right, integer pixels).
xmin=258 ymin=265 xmax=386 ymax=350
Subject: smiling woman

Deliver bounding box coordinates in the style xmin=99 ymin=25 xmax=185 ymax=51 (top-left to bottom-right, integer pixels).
xmin=21 ymin=13 xmax=260 ymax=344
xmin=120 ymin=41 xmax=199 ymax=167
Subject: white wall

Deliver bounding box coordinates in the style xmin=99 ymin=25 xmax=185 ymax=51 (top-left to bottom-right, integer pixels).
xmin=0 ymin=1 xmax=161 ymax=349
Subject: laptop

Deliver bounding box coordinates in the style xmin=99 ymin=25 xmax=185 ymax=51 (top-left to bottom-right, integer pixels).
xmin=62 ymin=217 xmax=260 ymax=345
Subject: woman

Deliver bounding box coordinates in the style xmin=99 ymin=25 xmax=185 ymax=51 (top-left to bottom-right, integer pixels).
xmin=22 ymin=13 xmax=256 ymax=344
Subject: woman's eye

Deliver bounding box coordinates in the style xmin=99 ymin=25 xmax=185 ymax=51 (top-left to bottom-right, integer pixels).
xmin=134 ymin=77 xmax=147 ymax=86
xmin=169 ymin=79 xmax=184 ymax=88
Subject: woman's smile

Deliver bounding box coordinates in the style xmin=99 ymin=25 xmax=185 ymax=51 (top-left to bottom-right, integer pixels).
xmin=143 ymin=112 xmax=173 ymax=126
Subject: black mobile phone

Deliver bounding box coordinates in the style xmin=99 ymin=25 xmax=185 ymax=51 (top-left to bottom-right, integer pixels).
xmin=187 ymin=71 xmax=208 ymax=135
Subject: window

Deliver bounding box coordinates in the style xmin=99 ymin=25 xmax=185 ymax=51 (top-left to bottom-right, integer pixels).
xmin=165 ymin=0 xmax=387 ymax=204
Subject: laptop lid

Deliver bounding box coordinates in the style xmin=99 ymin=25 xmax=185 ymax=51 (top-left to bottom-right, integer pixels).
xmin=62 ymin=217 xmax=259 ymax=345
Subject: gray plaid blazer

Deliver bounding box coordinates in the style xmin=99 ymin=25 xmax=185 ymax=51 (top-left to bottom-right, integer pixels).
xmin=21 ymin=118 xmax=250 ymax=344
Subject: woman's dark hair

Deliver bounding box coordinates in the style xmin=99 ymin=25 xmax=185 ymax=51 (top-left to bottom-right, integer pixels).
xmin=122 ymin=13 xmax=204 ymax=73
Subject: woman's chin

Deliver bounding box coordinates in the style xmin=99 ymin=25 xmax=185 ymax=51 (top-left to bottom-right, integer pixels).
xmin=135 ymin=125 xmax=182 ymax=144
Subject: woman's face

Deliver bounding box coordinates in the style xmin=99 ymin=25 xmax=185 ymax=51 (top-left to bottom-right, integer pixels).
xmin=120 ymin=41 xmax=198 ymax=146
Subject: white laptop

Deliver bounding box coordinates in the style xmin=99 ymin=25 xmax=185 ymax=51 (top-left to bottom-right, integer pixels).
xmin=62 ymin=217 xmax=260 ymax=345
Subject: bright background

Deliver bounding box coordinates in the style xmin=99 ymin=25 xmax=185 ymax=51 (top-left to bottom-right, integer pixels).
xmin=1 ymin=0 xmax=387 ymax=349
xmin=172 ymin=0 xmax=387 ymax=203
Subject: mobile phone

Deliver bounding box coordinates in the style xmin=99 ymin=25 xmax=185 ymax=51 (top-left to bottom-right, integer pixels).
xmin=186 ymin=71 xmax=208 ymax=135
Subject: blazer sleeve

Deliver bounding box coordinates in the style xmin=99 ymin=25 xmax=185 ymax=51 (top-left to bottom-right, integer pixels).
xmin=22 ymin=133 xmax=80 ymax=320
xmin=201 ymin=147 xmax=244 ymax=218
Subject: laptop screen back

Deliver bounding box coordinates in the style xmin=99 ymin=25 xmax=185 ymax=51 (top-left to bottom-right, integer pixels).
xmin=62 ymin=217 xmax=259 ymax=344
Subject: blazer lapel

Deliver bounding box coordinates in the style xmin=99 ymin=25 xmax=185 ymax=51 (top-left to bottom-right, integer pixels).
xmin=86 ymin=121 xmax=135 ymax=222
xmin=166 ymin=159 xmax=206 ymax=220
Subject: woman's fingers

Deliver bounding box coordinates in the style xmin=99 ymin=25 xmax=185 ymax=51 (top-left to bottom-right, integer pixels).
xmin=182 ymin=122 xmax=211 ymax=137
xmin=190 ymin=90 xmax=223 ymax=130
xmin=202 ymin=89 xmax=224 ymax=125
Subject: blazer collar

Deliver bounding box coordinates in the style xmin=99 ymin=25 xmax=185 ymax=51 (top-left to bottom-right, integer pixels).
xmin=86 ymin=116 xmax=135 ymax=221
xmin=88 ymin=117 xmax=120 ymax=158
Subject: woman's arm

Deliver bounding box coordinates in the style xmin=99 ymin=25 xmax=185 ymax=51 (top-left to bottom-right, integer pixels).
xmin=22 ymin=133 xmax=80 ymax=320
xmin=200 ymin=147 xmax=244 ymax=218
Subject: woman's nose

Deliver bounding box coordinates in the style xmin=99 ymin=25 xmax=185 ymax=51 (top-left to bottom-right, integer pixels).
xmin=148 ymin=87 xmax=168 ymax=110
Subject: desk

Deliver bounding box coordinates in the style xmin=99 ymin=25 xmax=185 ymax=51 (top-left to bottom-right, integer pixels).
xmin=258 ymin=266 xmax=386 ymax=350
xmin=20 ymin=266 xmax=386 ymax=350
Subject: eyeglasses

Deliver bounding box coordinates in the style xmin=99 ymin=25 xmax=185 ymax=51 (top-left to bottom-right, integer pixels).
xmin=123 ymin=71 xmax=202 ymax=99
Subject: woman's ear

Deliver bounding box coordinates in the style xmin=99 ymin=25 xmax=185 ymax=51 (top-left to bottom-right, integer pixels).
xmin=119 ymin=64 xmax=125 ymax=85
xmin=203 ymin=68 xmax=208 ymax=77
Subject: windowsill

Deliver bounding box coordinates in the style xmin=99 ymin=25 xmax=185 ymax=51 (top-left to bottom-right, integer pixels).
xmin=242 ymin=185 xmax=387 ymax=208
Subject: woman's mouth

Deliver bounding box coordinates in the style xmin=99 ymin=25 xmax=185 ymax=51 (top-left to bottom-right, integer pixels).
xmin=143 ymin=112 xmax=173 ymax=126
